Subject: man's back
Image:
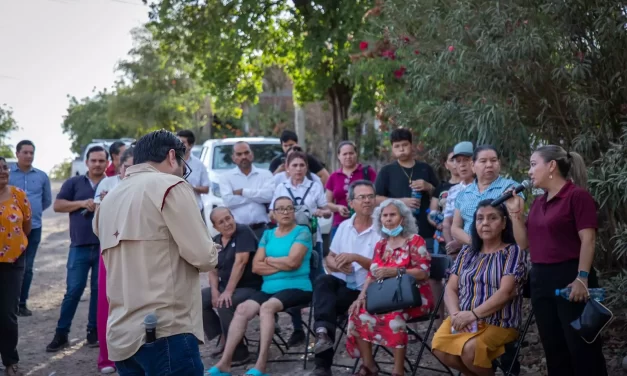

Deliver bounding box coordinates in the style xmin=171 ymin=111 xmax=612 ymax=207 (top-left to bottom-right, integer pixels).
xmin=94 ymin=163 xmax=217 ymax=362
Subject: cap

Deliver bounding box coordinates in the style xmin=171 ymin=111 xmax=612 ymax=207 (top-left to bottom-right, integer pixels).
xmin=452 ymin=141 xmax=474 ymax=158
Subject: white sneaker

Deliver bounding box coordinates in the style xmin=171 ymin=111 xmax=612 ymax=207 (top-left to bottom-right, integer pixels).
xmin=100 ymin=366 xmax=116 ymax=374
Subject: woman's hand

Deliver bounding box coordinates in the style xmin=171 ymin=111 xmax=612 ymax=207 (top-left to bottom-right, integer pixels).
xmin=504 ymin=188 xmax=524 ymax=214
xmin=337 ymin=205 xmax=350 ymax=218
xmin=451 ymin=311 xmax=476 ymax=332
xmin=567 ymin=278 xmax=589 ymax=303
xmin=349 ymin=296 xmax=366 ymax=316
xmin=373 ymin=267 xmax=398 ymax=280
xmin=314 ymin=208 xmax=333 ymax=219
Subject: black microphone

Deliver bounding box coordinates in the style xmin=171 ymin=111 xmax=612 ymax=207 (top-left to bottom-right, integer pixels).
xmin=491 ymin=180 xmax=530 ymax=207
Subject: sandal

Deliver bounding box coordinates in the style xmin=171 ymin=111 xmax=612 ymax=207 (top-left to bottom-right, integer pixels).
xmin=352 ymin=365 xmax=378 ymax=376
xmin=244 ymin=368 xmax=269 ymax=376
xmin=205 ymin=366 xmax=231 ymax=376
xmin=408 ymin=333 xmax=419 ymax=344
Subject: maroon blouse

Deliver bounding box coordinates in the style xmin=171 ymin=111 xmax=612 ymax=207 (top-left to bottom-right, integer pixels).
xmin=526 ymin=180 xmax=597 ymax=264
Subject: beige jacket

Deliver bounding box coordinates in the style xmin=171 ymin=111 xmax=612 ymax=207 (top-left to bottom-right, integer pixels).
xmin=93 ymin=163 xmax=217 ymax=361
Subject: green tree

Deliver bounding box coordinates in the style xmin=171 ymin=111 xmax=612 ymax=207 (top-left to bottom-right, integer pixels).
xmin=0 ymin=104 xmax=18 ymax=158
xmin=147 ymin=0 xmax=374 ymax=147
xmin=109 ymin=27 xmax=212 ymax=138
xmin=356 ymin=0 xmax=627 ymax=274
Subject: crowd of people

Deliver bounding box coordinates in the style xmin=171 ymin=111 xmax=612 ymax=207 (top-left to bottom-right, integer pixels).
xmin=0 ymin=127 xmax=608 ymax=376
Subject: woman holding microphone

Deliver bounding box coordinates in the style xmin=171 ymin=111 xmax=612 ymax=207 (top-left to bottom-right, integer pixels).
xmin=506 ymin=145 xmax=607 ymax=376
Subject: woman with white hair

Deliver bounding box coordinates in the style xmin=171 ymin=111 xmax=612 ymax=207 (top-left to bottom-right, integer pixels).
xmin=345 ymin=199 xmax=434 ymax=376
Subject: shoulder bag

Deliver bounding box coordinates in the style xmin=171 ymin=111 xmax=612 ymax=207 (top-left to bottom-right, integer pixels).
xmin=365 ymin=268 xmax=422 ymax=315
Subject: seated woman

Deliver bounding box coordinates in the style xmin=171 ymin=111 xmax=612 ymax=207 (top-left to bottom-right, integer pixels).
xmin=208 ymin=196 xmax=313 ymax=376
xmin=346 ymin=199 xmax=434 ymax=376
xmin=432 ymin=199 xmax=527 ymax=376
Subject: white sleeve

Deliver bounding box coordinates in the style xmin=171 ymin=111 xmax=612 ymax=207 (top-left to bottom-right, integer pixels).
xmin=242 ymin=171 xmax=276 ymax=204
xmin=94 ymin=178 xmax=112 ymax=204
xmin=219 ymin=174 xmax=248 ymax=208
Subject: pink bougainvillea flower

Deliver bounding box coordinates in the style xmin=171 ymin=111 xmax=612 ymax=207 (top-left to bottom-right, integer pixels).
xmin=381 ymin=50 xmax=396 ymax=60
xmin=448 ymin=45 xmax=455 ymax=52
xmin=394 ymin=65 xmax=406 ymax=79
xmin=359 ymin=41 xmax=368 ymax=51
xmin=402 ymin=36 xmax=411 ymax=43
xmin=414 ymin=49 xmax=420 ymax=55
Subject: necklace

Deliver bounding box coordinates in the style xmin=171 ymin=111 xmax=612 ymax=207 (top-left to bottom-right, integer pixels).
xmin=399 ymin=163 xmax=414 ymax=184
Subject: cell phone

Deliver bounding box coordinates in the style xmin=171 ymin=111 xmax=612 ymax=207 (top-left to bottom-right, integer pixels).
xmin=451 ymin=321 xmax=477 ymax=334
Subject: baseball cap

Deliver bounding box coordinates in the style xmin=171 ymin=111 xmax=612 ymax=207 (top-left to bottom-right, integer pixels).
xmin=452 ymin=141 xmax=474 ymax=158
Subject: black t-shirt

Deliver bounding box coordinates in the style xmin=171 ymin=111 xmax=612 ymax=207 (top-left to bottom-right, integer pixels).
xmin=434 ymin=181 xmax=456 ymax=212
xmin=214 ymin=224 xmax=262 ymax=290
xmin=374 ymin=160 xmax=440 ymax=238
xmin=269 ymin=153 xmax=325 ymax=174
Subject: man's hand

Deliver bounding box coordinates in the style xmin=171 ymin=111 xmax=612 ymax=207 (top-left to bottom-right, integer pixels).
xmin=335 ymin=253 xmax=355 ymax=269
xmin=82 ymin=199 xmax=96 ymax=212
xmin=337 ymin=205 xmax=350 ymax=218
xmin=446 ymin=240 xmax=462 ymax=255
xmin=410 ymin=179 xmax=433 ymax=192
xmin=217 ymin=290 xmax=234 ymax=308
xmin=232 ymin=189 xmax=243 ymax=196
xmin=401 ymin=197 xmax=420 ymax=209
xmin=211 ymin=288 xmax=220 ymax=308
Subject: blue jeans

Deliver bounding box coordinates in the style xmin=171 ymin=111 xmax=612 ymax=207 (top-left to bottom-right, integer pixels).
xmin=115 ymin=333 xmax=204 ymax=376
xmin=56 ymin=245 xmax=99 ymax=335
xmin=19 ymin=227 xmax=42 ymax=306
xmin=291 ymin=241 xmax=324 ymax=330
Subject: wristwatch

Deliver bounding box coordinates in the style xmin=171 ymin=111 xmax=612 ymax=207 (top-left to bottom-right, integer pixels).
xmin=578 ymin=270 xmax=589 ymax=278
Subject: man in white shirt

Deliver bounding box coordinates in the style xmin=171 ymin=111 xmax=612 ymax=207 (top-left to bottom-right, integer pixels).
xmin=219 ymin=141 xmax=275 ymax=238
xmin=310 ymin=180 xmax=380 ymax=376
xmin=177 ymin=130 xmax=210 ymax=221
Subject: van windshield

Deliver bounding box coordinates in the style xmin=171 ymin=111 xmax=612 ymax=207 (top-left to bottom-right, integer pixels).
xmin=212 ymin=143 xmax=283 ymax=170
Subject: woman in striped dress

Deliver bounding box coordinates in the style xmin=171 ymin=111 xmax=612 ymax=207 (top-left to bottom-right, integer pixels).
xmin=432 ymin=199 xmax=527 ymax=376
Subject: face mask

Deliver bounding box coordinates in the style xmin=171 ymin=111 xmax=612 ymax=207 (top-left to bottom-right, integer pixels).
xmin=382 ymin=225 xmax=403 ymax=237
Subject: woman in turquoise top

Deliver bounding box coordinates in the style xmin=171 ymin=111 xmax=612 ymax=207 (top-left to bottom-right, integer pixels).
xmin=209 ymin=196 xmax=313 ymax=376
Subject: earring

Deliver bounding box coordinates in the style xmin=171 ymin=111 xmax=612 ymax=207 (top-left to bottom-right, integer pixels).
xmin=549 ymin=174 xmax=553 ymax=179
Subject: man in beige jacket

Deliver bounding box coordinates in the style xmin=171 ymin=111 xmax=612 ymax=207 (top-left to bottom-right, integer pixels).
xmin=94 ymin=130 xmax=218 ymax=376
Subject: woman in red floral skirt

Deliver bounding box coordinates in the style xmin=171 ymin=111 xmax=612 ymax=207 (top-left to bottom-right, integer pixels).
xmin=346 ymin=199 xmax=433 ymax=376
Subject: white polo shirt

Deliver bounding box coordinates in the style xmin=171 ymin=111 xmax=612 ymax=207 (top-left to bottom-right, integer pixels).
xmin=329 ymin=215 xmax=380 ymax=289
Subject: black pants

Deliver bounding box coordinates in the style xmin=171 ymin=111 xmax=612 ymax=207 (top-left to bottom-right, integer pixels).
xmin=312 ymin=274 xmax=360 ymax=369
xmin=0 ymin=255 xmax=25 ymax=367
xmin=530 ymin=260 xmax=607 ymax=376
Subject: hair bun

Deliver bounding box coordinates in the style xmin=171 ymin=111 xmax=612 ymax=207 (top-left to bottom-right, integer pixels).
xmin=566 ymin=152 xmax=572 ymax=159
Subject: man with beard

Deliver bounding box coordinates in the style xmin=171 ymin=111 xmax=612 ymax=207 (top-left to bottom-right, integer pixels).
xmin=219 ymin=141 xmax=275 ymax=238
xmin=46 ymin=145 xmax=108 ymax=352
xmin=309 ymin=180 xmax=380 ymax=376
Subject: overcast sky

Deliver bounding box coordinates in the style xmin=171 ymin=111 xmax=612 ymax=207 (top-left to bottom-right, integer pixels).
xmin=0 ymin=0 xmax=148 ymax=173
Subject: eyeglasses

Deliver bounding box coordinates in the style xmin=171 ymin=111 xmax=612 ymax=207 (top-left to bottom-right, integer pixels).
xmin=274 ymin=206 xmax=295 ymax=214
xmin=353 ymin=194 xmax=375 ymax=201
xmin=176 ymin=154 xmax=192 ymax=180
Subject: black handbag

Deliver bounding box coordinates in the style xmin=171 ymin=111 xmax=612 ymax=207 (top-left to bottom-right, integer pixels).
xmin=365 ymin=269 xmax=422 ymax=315
xmin=570 ymin=290 xmax=614 ymax=344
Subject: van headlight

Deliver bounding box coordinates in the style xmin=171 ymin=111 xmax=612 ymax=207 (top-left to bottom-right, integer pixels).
xmin=211 ymin=182 xmax=221 ymax=197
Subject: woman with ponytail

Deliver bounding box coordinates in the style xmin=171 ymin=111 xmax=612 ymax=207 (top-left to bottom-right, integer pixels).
xmin=505 ymin=145 xmax=607 ymax=376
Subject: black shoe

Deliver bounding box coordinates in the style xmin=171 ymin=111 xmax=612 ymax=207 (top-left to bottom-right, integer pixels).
xmin=310 ymin=366 xmax=332 ymax=376
xmin=46 ymin=334 xmax=69 ymax=352
xmin=17 ymin=305 xmax=32 ymax=317
xmin=313 ymin=332 xmax=334 ymax=354
xmin=287 ymin=329 xmax=306 ymax=347
xmin=87 ymin=329 xmax=99 ymax=348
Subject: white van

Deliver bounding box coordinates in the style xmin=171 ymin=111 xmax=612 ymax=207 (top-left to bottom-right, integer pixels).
xmin=198 ymin=137 xmax=332 ymax=240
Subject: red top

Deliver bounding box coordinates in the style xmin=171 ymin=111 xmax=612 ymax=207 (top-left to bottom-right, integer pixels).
xmin=526 ymin=180 xmax=597 ymax=264
xmin=325 ymin=164 xmax=377 ymax=227
xmin=105 ymin=163 xmax=117 ymax=177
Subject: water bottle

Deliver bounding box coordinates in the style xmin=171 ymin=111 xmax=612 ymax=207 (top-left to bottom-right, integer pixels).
xmin=144 ymin=313 xmax=158 ymax=343
xmin=555 ymin=287 xmax=605 ymax=302
xmin=346 ymin=266 xmax=357 ymax=290
xmin=310 ymin=216 xmax=318 ymax=233
xmin=411 ymin=189 xmax=422 ymax=215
